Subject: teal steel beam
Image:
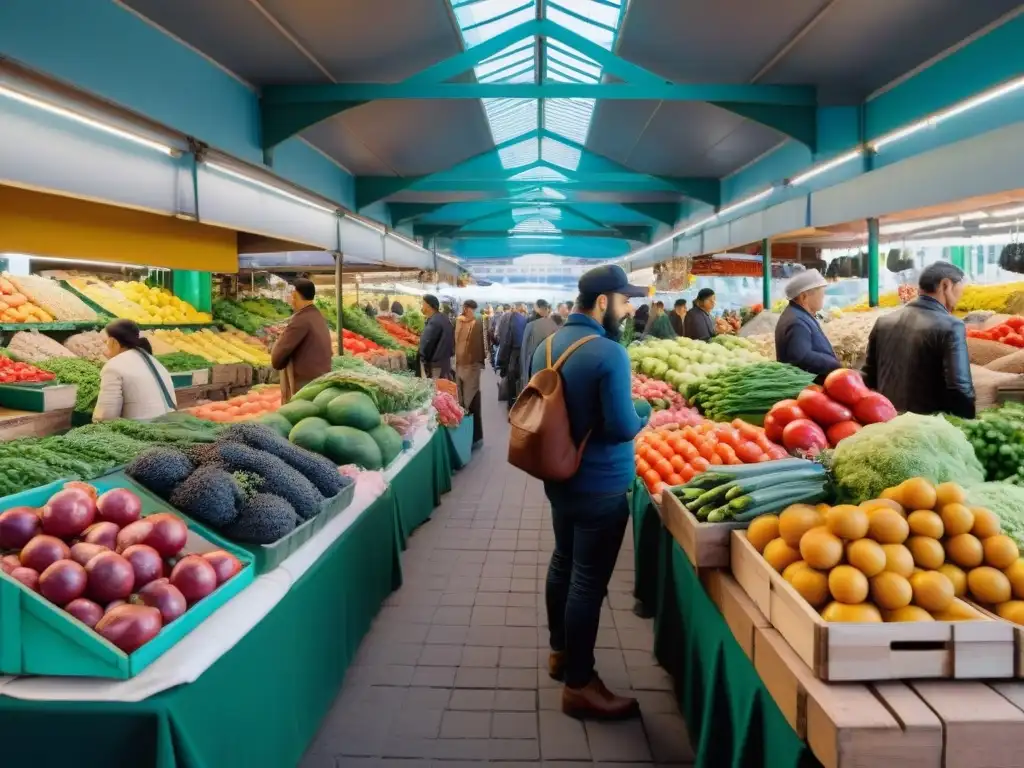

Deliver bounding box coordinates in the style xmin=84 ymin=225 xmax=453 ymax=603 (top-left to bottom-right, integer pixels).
xmin=416 ymin=227 xmax=650 ymax=241
xmin=710 ymin=102 xmax=818 ymax=152
xmin=388 ymin=203 xmax=449 ymax=223
xmin=403 ymin=19 xmax=540 ymax=85
xmin=619 ymin=203 xmax=681 ymax=226
xmin=357 ymin=173 xmax=714 ymax=200
xmin=260 ymin=100 xmax=366 ymax=151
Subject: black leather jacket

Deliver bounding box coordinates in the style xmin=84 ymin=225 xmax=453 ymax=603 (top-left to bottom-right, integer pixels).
xmin=863 ymin=296 xmax=975 ymax=418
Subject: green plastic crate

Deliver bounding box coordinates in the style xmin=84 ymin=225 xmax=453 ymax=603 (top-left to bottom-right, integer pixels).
xmin=0 ymin=383 xmax=78 ymax=413
xmin=0 ymin=473 xmax=255 ymax=679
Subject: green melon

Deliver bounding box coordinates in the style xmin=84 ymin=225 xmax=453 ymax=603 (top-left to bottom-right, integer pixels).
xmin=367 ymin=424 xmax=404 ymax=467
xmin=289 ymin=417 xmax=330 ymax=454
xmin=323 ymin=426 xmax=383 ymax=469
xmin=277 ymin=399 xmax=321 ymax=425
xmin=312 ymin=386 xmax=345 ymax=410
xmin=324 ymin=392 xmax=381 ymax=431
xmin=257 ymin=412 xmax=294 ymax=439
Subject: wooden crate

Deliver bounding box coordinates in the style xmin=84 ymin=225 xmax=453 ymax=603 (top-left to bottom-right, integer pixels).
xmin=968 ymin=600 xmax=1024 ymax=679
xmin=730 ymin=530 xmax=1014 ymax=682
xmin=754 ymin=626 xmax=943 ymax=768
xmin=660 ymin=490 xmax=748 ymax=570
xmin=705 ymin=569 xmax=768 ymax=660
xmin=0 ymin=408 xmax=73 ymax=439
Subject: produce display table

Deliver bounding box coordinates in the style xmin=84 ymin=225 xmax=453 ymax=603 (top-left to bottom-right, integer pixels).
xmin=0 ymin=423 xmax=455 ymax=768
xmin=444 ymin=415 xmax=475 ymax=470
xmin=631 ymin=491 xmax=817 ymax=768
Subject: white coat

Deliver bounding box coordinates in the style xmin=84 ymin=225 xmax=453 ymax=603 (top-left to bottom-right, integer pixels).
xmin=93 ymin=349 xmax=177 ymax=422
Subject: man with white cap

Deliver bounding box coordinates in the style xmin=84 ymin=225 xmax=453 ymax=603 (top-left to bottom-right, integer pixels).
xmin=774 ymin=268 xmax=840 ymax=382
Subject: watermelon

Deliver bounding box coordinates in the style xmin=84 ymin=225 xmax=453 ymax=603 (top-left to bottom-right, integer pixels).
xmin=289 ymin=417 xmax=330 ymax=455
xmin=277 ymin=399 xmax=321 ymax=425
xmin=325 ymin=392 xmax=381 ymax=431
xmin=312 ymin=386 xmax=345 ymax=410
xmin=367 ymin=424 xmax=403 ymax=467
xmin=257 ymin=412 xmax=294 ymax=439
xmin=323 ymin=426 xmax=383 ymax=470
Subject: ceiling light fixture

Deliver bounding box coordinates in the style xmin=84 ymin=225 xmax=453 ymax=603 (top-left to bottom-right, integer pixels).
xmin=0 ymin=84 xmax=175 ymax=156
xmin=205 ymin=162 xmax=336 ymax=214
xmin=880 ymin=216 xmax=957 ymax=235
xmin=716 ymin=187 xmax=775 ymax=218
xmin=787 ymin=149 xmax=864 ymax=186
xmin=3 ymin=253 xmax=167 ymax=270
xmin=957 ymin=211 xmax=989 ymax=221
xmin=345 ymin=214 xmax=386 ymax=235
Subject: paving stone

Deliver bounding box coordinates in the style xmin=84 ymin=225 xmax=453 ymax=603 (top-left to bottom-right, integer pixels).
xmin=390 ymin=708 xmax=443 ymax=738
xmin=586 ymin=720 xmax=653 ymax=763
xmin=425 ymin=625 xmax=468 ymax=645
xmin=402 ymin=686 xmax=451 ymax=711
xmin=505 ymin=606 xmax=538 ymax=626
xmin=539 ymin=711 xmax=590 ymax=761
xmin=454 ymin=666 xmax=499 ymax=688
xmin=461 ymin=645 xmax=500 ymax=667
xmin=471 ymin=606 xmax=506 ymax=626
xmin=440 ymin=710 xmax=491 ymax=738
xmin=411 ymin=665 xmax=456 ymax=687
xmin=492 ymin=711 xmax=539 ymax=739
xmin=417 ymin=644 xmax=462 ymax=667
xmin=494 ymin=688 xmax=537 ymax=711
xmin=432 ymin=606 xmax=472 ymax=626
xmin=499 ymin=647 xmax=538 ymax=668
xmin=498 ymin=667 xmax=537 ymax=689
xmin=643 ymin=712 xmax=695 ymax=762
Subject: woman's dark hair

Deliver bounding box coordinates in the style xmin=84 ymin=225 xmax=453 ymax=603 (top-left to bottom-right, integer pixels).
xmin=106 ymin=319 xmax=151 ymax=354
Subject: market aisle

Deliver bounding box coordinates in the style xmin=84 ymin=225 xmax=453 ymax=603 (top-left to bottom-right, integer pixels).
xmin=301 ymin=369 xmax=694 ymax=767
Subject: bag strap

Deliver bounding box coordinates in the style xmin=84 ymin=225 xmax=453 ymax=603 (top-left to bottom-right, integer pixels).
xmin=135 ymin=350 xmax=176 ymax=411
xmin=550 ymin=335 xmax=599 ymax=372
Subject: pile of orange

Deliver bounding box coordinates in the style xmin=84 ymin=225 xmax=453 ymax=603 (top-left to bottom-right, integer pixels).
xmin=189 ymin=387 xmax=282 ymax=423
xmin=635 ymin=420 xmax=788 ymax=494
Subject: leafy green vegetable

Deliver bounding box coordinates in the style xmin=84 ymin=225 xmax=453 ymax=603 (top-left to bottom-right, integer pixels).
xmin=687 ymin=362 xmax=814 ymax=421
xmin=967 ymin=482 xmax=1024 ymax=549
xmin=212 ymin=298 xmax=268 ymax=335
xmin=34 ymin=357 xmax=102 ymax=412
xmin=156 ymin=352 xmax=211 ymax=372
xmin=831 ymin=413 xmax=985 ymax=502
xmin=949 ymin=402 xmax=1024 ymax=484
xmin=239 ymin=297 xmax=291 ymax=321
xmin=399 ymin=309 xmax=425 ymax=334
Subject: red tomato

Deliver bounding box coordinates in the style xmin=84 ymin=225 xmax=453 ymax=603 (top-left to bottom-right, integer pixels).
xmin=852 ymin=392 xmax=897 ymax=424
xmin=826 ymin=420 xmax=862 ymax=447
xmin=1007 ymin=316 xmax=1024 ymax=331
xmin=769 ymin=399 xmax=806 ymax=428
xmin=823 ymin=368 xmax=870 ymax=406
xmin=763 ymin=412 xmax=784 ymax=443
xmin=781 ymin=419 xmax=828 ymax=454
xmin=797 ymin=389 xmax=853 ymax=427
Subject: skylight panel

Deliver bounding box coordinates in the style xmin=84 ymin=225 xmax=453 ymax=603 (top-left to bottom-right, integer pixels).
xmin=541 ymin=186 xmax=566 ymax=200
xmin=499 ymin=138 xmax=540 ymax=168
xmin=544 ymin=99 xmax=595 ymax=145
xmin=541 ymin=136 xmax=582 ymax=169
xmin=511 ymin=217 xmax=560 ymax=234
xmin=483 ymin=99 xmax=537 ymax=144
xmin=456 ymin=0 xmax=536 ymax=47
xmin=546 ymin=3 xmax=615 ymax=49
xmin=510 ymin=166 xmax=569 ymax=182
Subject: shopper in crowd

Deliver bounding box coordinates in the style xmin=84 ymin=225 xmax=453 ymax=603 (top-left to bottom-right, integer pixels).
xmin=271 ymin=278 xmax=333 ymax=401
xmin=684 ymin=288 xmax=717 ymax=340
xmin=633 ymin=303 xmax=649 ymax=335
xmin=455 ymin=299 xmax=485 ymax=446
xmin=864 ymin=262 xmax=975 ymax=418
xmin=390 ymin=300 xmax=404 ymax=316
xmin=93 ymin=319 xmax=177 ymax=422
xmin=418 ymin=294 xmax=455 ymax=380
xmin=642 ymin=300 xmax=675 ymax=340
xmin=552 ymin=313 xmax=565 ymax=327
xmin=775 ymin=269 xmax=840 ymax=383
xmin=669 ymin=298 xmax=687 ymax=336
xmin=497 ymin=304 xmax=528 ymax=407
xmin=519 ymin=299 xmax=558 ymax=395
xmin=490 ymin=304 xmax=508 ymax=370
xmin=529 ymin=264 xmax=646 ymax=720
xmin=363 ymin=301 xmax=377 ymax=318
xmin=559 ymin=302 xmax=571 ymax=322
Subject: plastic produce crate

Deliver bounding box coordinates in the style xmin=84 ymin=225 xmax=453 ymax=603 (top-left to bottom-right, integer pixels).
xmin=0 ymin=383 xmax=77 ymax=412
xmin=0 ymin=473 xmax=255 ymax=679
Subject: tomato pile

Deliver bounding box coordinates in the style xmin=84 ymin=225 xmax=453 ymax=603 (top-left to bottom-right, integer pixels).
xmin=342 ymin=329 xmax=383 ymax=355
xmin=0 ymin=355 xmax=56 ymax=384
xmin=764 ymin=368 xmax=896 ymax=454
xmin=967 ymin=317 xmax=1024 ymax=348
xmin=635 ymin=419 xmax=788 ymax=494
xmin=376 ymin=318 xmax=419 ymax=346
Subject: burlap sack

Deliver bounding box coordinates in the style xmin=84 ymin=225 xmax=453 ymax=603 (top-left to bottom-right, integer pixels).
xmin=986 ymin=349 xmax=1024 ymax=374
xmin=982 ymin=313 xmax=1014 ymax=330
xmin=971 ymin=365 xmax=1024 ymax=410
xmin=968 ymin=338 xmax=1017 ymax=366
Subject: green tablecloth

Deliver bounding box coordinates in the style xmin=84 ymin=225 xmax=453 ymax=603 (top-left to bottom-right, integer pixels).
xmin=632 ymin=496 xmax=819 ymax=768
xmin=630 ymin=477 xmax=660 ymax=613
xmin=0 ymin=486 xmax=404 ymax=768
xmin=392 ymin=428 xmax=452 ymax=548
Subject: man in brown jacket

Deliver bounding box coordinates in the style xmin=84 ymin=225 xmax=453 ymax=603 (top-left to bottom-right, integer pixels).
xmin=455 ymin=299 xmax=485 ymax=446
xmin=271 ymin=278 xmax=333 ymax=401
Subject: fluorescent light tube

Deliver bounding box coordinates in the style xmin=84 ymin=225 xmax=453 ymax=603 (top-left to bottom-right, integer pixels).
xmin=935 ymin=75 xmax=1024 ymax=123
xmin=346 ymin=215 xmax=386 ymax=234
xmin=716 ymin=188 xmax=774 ymax=218
xmin=880 ymin=216 xmax=956 ymax=235
xmin=787 ymin=149 xmax=863 ymax=186
xmin=205 ymin=162 xmax=336 ymax=213
xmin=4 ymin=253 xmax=168 ymax=270
xmin=0 ymin=84 xmax=175 ymax=156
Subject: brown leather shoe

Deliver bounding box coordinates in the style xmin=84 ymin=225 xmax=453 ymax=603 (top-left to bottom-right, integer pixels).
xmin=548 ymin=651 xmax=565 ymax=681
xmin=562 ymin=675 xmax=640 ymax=720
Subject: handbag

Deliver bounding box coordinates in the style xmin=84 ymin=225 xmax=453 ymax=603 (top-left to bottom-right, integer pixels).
xmin=135 ymin=350 xmax=176 ymax=412
xmin=498 ymin=375 xmax=512 ymax=402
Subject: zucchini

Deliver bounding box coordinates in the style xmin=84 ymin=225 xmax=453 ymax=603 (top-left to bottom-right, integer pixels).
xmin=692 ymin=482 xmax=739 ymax=509
xmin=732 ymin=491 xmax=828 ymax=522
xmin=702 ymin=458 xmax=812 ymax=479
xmin=682 ymin=472 xmax=732 ymax=490
xmin=728 ymin=481 xmax=825 ymax=512
xmin=723 ymin=466 xmax=826 ymax=500
xmin=706 ymin=505 xmax=733 ymax=523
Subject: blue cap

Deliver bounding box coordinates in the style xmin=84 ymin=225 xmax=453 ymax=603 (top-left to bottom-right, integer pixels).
xmin=578 ymin=264 xmax=646 ymax=298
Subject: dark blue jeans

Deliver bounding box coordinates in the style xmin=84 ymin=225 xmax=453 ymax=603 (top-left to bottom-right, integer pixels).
xmin=545 ymin=485 xmax=630 ymax=688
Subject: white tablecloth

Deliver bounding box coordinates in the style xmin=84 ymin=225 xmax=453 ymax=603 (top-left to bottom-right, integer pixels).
xmin=0 ymin=423 xmax=437 ymax=703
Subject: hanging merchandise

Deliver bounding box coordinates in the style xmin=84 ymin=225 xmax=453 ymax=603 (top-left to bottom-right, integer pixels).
xmin=655 ymin=257 xmax=691 ymax=292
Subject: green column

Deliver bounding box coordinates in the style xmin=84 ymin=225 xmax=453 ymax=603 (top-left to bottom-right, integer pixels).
xmin=172 ymin=270 xmax=212 ymax=312
xmin=867 ymin=218 xmax=879 ymax=308
xmin=950 ymin=246 xmax=966 ymax=270
xmin=761 ymin=238 xmax=771 ymax=309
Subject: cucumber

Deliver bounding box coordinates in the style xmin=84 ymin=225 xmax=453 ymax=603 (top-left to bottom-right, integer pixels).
xmin=692 ymin=482 xmax=739 ymax=510
xmin=701 ymin=458 xmax=812 ymax=479
xmin=706 ymin=505 xmax=733 ymax=523
xmin=723 ymin=466 xmax=826 ymax=500
xmin=732 ymin=491 xmax=828 ymax=521
xmin=728 ymin=481 xmax=825 ymax=512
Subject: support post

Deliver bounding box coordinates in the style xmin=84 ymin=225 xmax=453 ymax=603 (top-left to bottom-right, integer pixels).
xmin=867 ymin=217 xmax=880 ymax=308
xmin=334 ymin=252 xmax=343 ymax=356
xmin=761 ymin=238 xmax=771 ymax=310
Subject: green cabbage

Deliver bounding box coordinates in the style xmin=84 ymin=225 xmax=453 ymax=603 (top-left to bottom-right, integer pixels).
xmin=967 ymin=483 xmax=1024 ymax=549
xmin=831 ymin=413 xmax=984 ymax=503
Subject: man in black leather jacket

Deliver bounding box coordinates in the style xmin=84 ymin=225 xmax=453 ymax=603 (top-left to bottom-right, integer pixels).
xmin=863 ymin=262 xmax=975 ymax=418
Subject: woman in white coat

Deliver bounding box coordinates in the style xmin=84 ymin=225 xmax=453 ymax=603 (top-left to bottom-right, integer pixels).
xmin=93 ymin=319 xmax=177 ymax=422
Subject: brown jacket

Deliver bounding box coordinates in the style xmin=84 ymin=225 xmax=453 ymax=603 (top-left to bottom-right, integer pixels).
xmin=271 ymin=304 xmax=333 ymax=399
xmin=455 ymin=314 xmax=485 ymax=367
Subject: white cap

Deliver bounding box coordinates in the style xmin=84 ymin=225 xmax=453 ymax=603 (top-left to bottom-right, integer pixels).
xmin=785 ymin=268 xmax=828 ymax=300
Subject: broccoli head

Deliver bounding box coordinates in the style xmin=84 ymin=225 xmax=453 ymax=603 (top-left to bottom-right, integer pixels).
xmin=169 ymin=465 xmax=242 ymax=528
xmin=214 ymin=441 xmax=324 ymax=521
xmin=223 ymin=493 xmax=298 ymax=544
xmin=219 ymin=424 xmax=348 ymax=497
xmin=126 ymin=447 xmax=195 ymax=499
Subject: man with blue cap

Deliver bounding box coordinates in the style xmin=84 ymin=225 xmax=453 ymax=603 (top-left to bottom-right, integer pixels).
xmin=774 ymin=268 xmax=840 ymax=382
xmin=528 ymin=264 xmax=647 ymax=721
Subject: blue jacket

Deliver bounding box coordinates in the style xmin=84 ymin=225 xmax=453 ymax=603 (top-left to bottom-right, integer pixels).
xmin=531 ymin=313 xmax=642 ymax=494
xmin=774 ymin=302 xmax=840 ymax=380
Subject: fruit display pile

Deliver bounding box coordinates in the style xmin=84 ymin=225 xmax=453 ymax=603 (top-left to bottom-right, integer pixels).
xmin=686 ymin=362 xmax=815 ymax=423
xmin=763 ymin=368 xmax=896 ymax=454
xmin=433 ymin=391 xmax=464 ymax=428
xmin=188 ymin=387 xmax=282 ymax=423
xmin=68 ymin=278 xmax=211 ymax=325
xmin=150 ymin=329 xmax=271 ymax=366
xmin=0 ymin=482 xmax=243 ymax=652
xmin=376 ymin=317 xmax=420 ymax=346
xmin=4 ymin=274 xmax=98 ymax=322
xmin=635 ymin=420 xmax=787 ymax=494
xmin=341 ymin=328 xmax=384 ymax=356
xmin=6 ymin=330 xmax=78 ymax=362
xmin=968 ymin=317 xmax=1024 ymax=347
xmin=669 ymin=458 xmax=827 ymax=522
xmin=63 ymin=331 xmax=108 ymax=363
xmin=631 ymin=374 xmax=686 ymax=410
xmin=127 ymin=425 xmax=352 ymax=544
xmin=627 ymin=335 xmax=766 ymax=394
xmin=0 ymin=356 xmax=56 ymax=384
xmin=294 ymin=358 xmax=434 ymax=415
xmin=0 ymin=275 xmax=55 ymax=324
xmin=647 ymin=406 xmax=704 ymax=430
xmin=747 ymin=477 xmax=1024 ymax=625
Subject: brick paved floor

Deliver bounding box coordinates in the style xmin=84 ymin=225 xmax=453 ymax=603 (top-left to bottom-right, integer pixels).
xmin=301 ymin=371 xmax=694 ymax=767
